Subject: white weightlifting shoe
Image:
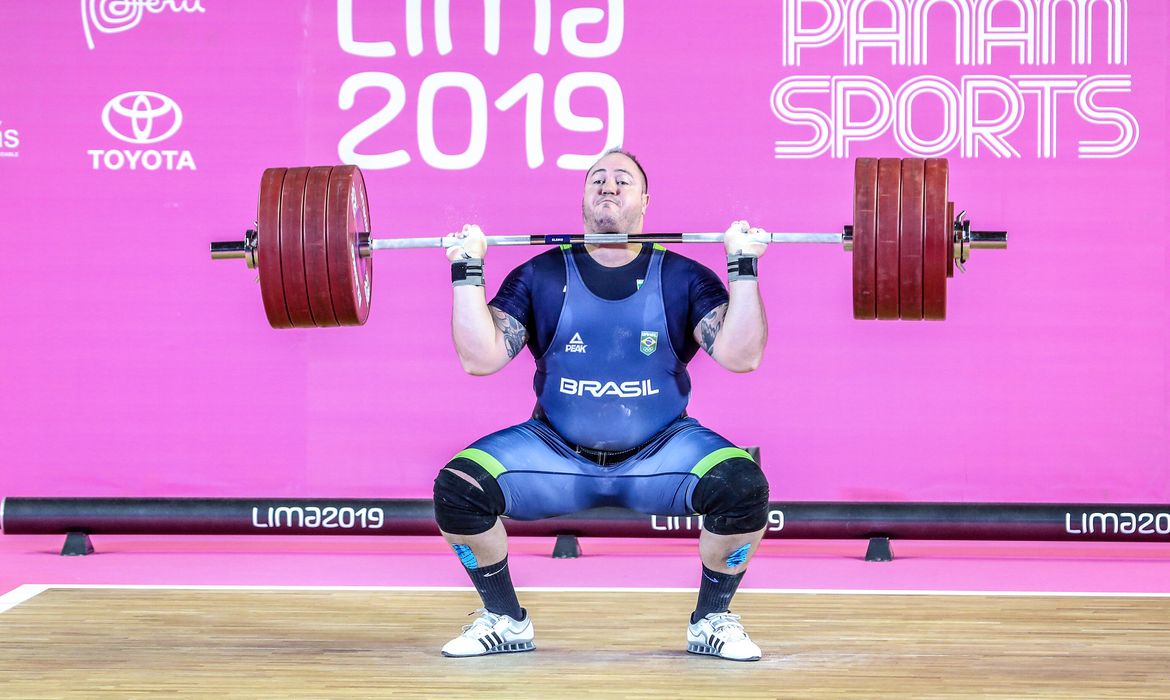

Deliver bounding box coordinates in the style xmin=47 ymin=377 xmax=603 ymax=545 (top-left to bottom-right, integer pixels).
xmin=687 ymin=612 xmax=762 ymax=661
xmin=441 ymin=608 xmax=535 ymax=657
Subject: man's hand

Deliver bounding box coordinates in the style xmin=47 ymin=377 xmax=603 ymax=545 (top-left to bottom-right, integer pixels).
xmin=446 ymin=224 xmax=488 ymax=262
xmin=723 ymin=220 xmax=769 ymax=258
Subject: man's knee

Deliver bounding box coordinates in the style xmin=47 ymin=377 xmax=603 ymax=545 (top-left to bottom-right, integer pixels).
xmin=692 ymin=457 xmax=770 ymax=535
xmin=433 ymin=457 xmax=506 ymax=535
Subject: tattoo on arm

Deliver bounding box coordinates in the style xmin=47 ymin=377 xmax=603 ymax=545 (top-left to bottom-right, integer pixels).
xmin=491 ymin=307 xmax=528 ymax=358
xmin=697 ymin=304 xmax=727 ymax=356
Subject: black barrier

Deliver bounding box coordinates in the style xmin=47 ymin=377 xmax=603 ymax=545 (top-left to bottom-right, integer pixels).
xmin=5 ymin=497 xmax=1170 ymax=542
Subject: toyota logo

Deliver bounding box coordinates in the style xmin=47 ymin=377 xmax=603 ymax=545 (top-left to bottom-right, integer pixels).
xmin=101 ymin=91 xmax=183 ymax=145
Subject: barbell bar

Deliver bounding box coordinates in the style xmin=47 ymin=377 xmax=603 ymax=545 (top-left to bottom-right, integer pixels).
xmin=209 ymin=158 xmax=1007 ymax=328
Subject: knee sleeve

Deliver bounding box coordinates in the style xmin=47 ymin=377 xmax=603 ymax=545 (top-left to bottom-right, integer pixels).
xmin=433 ymin=457 xmax=506 ymax=535
xmin=691 ymin=457 xmax=770 ymax=535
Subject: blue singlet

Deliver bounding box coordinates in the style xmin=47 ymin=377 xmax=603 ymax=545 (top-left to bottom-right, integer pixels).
xmin=535 ymin=246 xmax=690 ymax=451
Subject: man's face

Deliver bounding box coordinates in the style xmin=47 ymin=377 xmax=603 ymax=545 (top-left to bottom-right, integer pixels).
xmin=581 ymin=153 xmax=649 ymax=234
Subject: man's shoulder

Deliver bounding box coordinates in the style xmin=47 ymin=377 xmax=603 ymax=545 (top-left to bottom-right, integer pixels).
xmin=536 ymin=245 xmax=570 ymax=262
xmin=502 ymin=245 xmax=565 ymax=278
xmin=524 ymin=246 xmax=569 ymax=277
xmin=660 ymin=246 xmax=719 ymax=281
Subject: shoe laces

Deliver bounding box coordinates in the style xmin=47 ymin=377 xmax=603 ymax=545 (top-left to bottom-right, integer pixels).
xmin=705 ymin=612 xmax=748 ymax=642
xmin=460 ymin=608 xmax=501 ymax=636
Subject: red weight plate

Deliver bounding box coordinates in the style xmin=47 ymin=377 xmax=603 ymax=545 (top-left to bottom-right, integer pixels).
xmin=898 ymin=159 xmax=925 ymax=320
xmin=852 ymin=158 xmax=878 ymax=319
xmin=303 ymin=166 xmax=339 ymax=327
xmin=946 ymin=201 xmax=955 ymax=279
xmin=923 ymin=159 xmax=949 ymax=320
xmin=257 ymin=168 xmax=292 ymax=329
xmin=326 ymin=165 xmax=373 ymax=326
xmin=875 ymin=158 xmax=902 ymax=320
xmin=279 ymin=167 xmax=314 ymax=328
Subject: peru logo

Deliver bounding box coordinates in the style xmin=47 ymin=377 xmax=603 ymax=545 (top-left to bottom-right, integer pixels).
xmin=82 ymin=0 xmax=206 ymax=50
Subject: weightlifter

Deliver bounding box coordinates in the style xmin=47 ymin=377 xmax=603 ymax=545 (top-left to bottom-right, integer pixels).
xmin=433 ymin=148 xmax=771 ymax=661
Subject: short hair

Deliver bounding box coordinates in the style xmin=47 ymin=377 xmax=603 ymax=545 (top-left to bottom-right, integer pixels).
xmin=586 ymin=147 xmax=648 ymax=194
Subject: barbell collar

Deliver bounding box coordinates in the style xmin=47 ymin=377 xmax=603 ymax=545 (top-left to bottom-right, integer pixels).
xmin=210 ymin=230 xmax=258 ymax=268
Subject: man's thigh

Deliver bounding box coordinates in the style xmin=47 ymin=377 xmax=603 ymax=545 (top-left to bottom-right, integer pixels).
xmin=609 ymin=417 xmax=753 ymax=516
xmin=455 ymin=417 xmax=753 ymax=521
xmin=458 ymin=419 xmax=603 ymax=520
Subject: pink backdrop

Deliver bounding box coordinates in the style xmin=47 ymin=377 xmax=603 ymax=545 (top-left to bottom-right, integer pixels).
xmin=0 ymin=1 xmax=1166 ymax=503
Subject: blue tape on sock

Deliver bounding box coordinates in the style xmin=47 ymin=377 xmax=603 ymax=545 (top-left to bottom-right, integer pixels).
xmin=725 ymin=543 xmax=751 ymax=569
xmin=452 ymin=543 xmax=478 ymax=570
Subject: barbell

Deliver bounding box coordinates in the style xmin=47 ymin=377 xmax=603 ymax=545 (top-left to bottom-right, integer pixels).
xmin=209 ymin=158 xmax=1006 ymax=328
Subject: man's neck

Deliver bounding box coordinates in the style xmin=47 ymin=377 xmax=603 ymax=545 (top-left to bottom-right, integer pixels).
xmin=584 ymin=238 xmax=642 ymax=267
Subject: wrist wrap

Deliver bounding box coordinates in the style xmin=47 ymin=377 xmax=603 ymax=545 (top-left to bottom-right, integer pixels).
xmin=451 ymin=257 xmax=485 ymax=287
xmin=727 ymin=254 xmax=759 ymax=282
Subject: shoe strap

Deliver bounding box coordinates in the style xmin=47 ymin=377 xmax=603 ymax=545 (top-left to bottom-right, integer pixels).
xmin=462 ymin=608 xmax=502 ymax=635
xmin=707 ymin=613 xmax=747 ymax=640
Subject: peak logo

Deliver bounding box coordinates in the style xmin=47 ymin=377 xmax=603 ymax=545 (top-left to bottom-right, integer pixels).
xmin=89 ymin=91 xmax=196 ymax=171
xmin=565 ymin=332 xmax=587 ymax=353
xmin=83 ymin=0 xmax=205 ymax=50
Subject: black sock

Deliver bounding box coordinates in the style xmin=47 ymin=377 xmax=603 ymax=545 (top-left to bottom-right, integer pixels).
xmin=691 ymin=564 xmax=745 ymax=624
xmin=462 ymin=555 xmax=523 ymax=620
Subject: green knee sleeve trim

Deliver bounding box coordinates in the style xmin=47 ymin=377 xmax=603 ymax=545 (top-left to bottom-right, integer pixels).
xmin=653 ymin=243 xmax=667 ymax=251
xmin=560 ymin=244 xmax=572 ymax=250
xmin=690 ymin=447 xmax=755 ymax=478
xmin=453 ymin=448 xmax=507 ymax=478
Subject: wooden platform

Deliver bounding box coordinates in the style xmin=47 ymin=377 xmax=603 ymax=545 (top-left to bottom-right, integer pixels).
xmin=1 ymin=587 xmax=1168 ymax=698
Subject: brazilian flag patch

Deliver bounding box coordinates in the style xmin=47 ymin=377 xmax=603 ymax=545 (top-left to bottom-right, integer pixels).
xmin=640 ymin=331 xmax=658 ymax=356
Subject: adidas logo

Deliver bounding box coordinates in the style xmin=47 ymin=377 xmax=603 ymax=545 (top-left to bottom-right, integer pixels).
xmin=565 ymin=332 xmax=587 ymax=353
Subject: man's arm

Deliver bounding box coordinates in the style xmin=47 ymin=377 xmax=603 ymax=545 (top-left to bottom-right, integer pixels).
xmin=694 ymin=221 xmax=769 ymax=372
xmin=449 ymin=225 xmax=529 ymax=375
xmin=451 ymin=291 xmax=528 ymax=375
